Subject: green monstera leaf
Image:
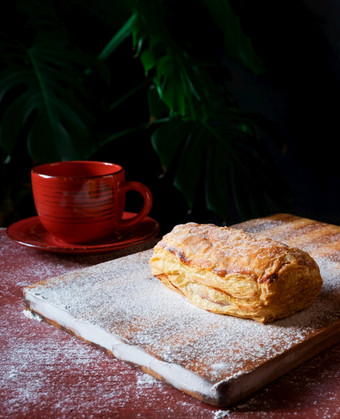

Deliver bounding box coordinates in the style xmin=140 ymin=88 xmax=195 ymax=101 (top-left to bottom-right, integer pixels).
xmin=201 ymin=0 xmax=264 ymax=76
xmin=0 ymin=39 xmax=107 ymax=163
xmin=131 ymin=3 xmax=216 ymax=120
xmin=151 ymin=113 xmax=288 ymax=222
xmin=130 ymin=0 xmax=288 ymax=222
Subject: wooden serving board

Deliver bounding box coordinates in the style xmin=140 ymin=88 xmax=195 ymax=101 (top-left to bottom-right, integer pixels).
xmin=23 ymin=214 xmax=340 ymax=407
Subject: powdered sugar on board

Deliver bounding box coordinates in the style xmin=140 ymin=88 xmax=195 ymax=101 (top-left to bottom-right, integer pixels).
xmin=1 ymin=231 xmax=221 ymax=418
xmin=23 ymin=235 xmax=340 ymax=407
xmin=2 ymin=219 xmax=339 ymax=418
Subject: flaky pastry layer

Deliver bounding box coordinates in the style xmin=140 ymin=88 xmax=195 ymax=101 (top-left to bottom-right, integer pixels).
xmin=149 ymin=223 xmax=323 ymax=323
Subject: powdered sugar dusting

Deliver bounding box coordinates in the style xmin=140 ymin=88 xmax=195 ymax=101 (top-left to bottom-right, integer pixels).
xmin=214 ymin=410 xmax=232 ymax=418
xmin=23 ymin=308 xmax=43 ymax=322
xmin=24 ymin=244 xmax=340 ymax=401
xmin=3 ymin=215 xmax=340 ymax=416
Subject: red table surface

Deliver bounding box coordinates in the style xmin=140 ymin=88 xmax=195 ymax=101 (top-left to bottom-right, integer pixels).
xmin=1 ymin=228 xmax=339 ymax=419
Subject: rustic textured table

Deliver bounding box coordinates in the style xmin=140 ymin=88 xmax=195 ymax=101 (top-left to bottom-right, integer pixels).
xmin=1 ymin=221 xmax=340 ymax=418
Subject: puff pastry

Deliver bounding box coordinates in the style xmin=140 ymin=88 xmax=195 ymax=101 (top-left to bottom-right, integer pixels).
xmin=149 ymin=223 xmax=322 ymax=323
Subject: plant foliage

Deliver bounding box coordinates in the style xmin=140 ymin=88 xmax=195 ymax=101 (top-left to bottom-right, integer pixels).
xmin=0 ymin=0 xmax=289 ymax=225
xmin=0 ymin=38 xmax=108 ymax=162
xmin=129 ymin=0 xmax=288 ymax=220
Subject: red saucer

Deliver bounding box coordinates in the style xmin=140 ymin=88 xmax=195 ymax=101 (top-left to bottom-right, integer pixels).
xmin=6 ymin=213 xmax=160 ymax=254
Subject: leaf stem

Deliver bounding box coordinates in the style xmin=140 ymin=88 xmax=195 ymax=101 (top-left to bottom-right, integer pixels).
xmin=100 ymin=117 xmax=168 ymax=147
xmin=100 ymin=121 xmax=148 ymax=146
xmin=109 ymin=78 xmax=151 ymax=111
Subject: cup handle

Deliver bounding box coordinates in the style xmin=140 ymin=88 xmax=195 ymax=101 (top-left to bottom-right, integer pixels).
xmin=118 ymin=181 xmax=152 ymax=229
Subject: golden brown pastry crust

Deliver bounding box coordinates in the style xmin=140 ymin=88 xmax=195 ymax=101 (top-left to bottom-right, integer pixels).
xmin=149 ymin=222 xmax=323 ymax=323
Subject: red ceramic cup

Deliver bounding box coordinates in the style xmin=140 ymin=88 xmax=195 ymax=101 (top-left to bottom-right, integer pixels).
xmin=31 ymin=161 xmax=153 ymax=243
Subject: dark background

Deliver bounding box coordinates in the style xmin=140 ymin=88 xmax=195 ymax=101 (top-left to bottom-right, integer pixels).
xmin=1 ymin=0 xmax=340 ymax=235
xmin=227 ymin=0 xmax=340 ymax=227
xmin=105 ymin=0 xmax=340 ymax=233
